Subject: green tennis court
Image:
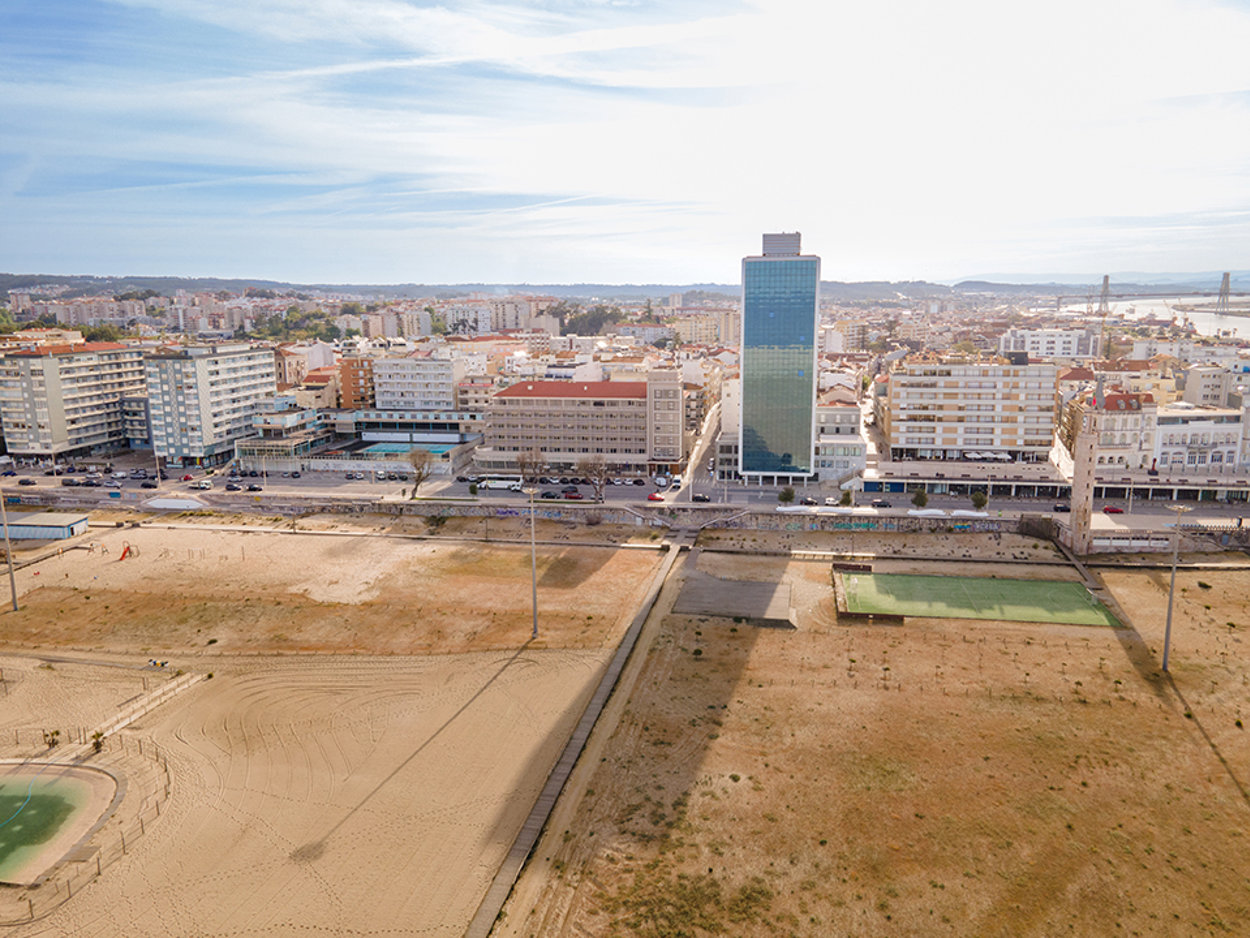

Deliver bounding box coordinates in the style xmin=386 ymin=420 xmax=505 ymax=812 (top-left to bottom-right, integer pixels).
xmin=840 ymin=573 xmax=1118 ymax=626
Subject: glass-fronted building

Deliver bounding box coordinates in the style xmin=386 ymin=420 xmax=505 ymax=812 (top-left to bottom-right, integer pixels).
xmin=740 ymin=233 xmax=820 ymax=479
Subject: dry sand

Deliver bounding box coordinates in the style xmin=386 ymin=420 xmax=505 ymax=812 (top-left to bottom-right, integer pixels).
xmin=0 ymin=515 xmax=665 ymax=937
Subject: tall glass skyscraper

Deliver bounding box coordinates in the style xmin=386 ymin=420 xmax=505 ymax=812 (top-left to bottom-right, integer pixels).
xmin=739 ymin=232 xmax=820 ymax=479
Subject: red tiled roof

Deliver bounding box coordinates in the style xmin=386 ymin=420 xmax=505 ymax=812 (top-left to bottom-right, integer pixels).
xmin=497 ymin=380 xmax=646 ymax=400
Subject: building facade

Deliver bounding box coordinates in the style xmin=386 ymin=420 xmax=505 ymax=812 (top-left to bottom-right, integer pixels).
xmin=373 ymin=353 xmax=467 ymax=411
xmin=145 ymin=344 xmax=276 ymax=466
xmin=740 ymin=232 xmax=820 ymax=480
xmin=479 ymin=372 xmax=685 ymax=473
xmin=0 ymin=343 xmax=146 ymax=458
xmin=882 ymin=357 xmax=1058 ymax=461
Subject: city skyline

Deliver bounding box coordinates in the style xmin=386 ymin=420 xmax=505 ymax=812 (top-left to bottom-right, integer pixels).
xmin=3 ymin=0 xmax=1250 ymax=285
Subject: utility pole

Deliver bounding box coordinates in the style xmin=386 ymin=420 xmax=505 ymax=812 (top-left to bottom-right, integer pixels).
xmin=1162 ymin=504 xmax=1192 ymax=672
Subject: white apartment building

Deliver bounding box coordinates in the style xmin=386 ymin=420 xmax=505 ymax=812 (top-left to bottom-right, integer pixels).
xmin=145 ymin=344 xmax=276 ymax=466
xmin=882 ymin=357 xmax=1058 ymax=461
xmin=1180 ymin=365 xmax=1237 ymax=407
xmin=814 ymin=390 xmax=867 ymax=484
xmin=998 ymin=327 xmax=1100 ymax=359
xmin=373 ymin=353 xmax=469 ymax=411
xmin=0 ymin=342 xmax=146 ymax=458
xmin=1157 ymin=403 xmax=1243 ymax=474
xmin=1129 ymin=338 xmax=1239 ymax=365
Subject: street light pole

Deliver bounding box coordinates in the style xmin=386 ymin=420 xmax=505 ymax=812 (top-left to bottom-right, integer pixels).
xmin=1162 ymin=504 xmax=1192 ymax=672
xmin=0 ymin=488 xmax=18 ymax=611
xmin=525 ymin=485 xmax=538 ymax=640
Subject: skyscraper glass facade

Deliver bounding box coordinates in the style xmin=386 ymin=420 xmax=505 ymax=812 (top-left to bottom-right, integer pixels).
xmin=740 ymin=245 xmax=819 ymax=476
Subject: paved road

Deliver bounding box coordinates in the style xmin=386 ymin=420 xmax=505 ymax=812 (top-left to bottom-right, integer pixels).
xmin=6 ymin=459 xmax=1244 ymax=533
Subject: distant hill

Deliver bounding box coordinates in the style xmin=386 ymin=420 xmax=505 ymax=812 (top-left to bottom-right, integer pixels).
xmin=2 ymin=271 xmax=1243 ymax=303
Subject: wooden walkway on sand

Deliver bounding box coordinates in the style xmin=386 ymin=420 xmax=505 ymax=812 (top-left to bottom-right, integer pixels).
xmin=463 ymin=532 xmax=692 ymax=938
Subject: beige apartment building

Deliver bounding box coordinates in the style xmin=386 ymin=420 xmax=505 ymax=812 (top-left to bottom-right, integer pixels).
xmin=477 ymin=370 xmax=686 ymax=474
xmin=880 ymin=356 xmax=1058 ymax=461
xmin=0 ymin=342 xmax=147 ymax=458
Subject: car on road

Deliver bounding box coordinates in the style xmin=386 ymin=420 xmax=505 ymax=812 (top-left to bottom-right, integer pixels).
xmin=799 ymin=496 xmax=817 ymax=505
xmin=1102 ymin=505 xmax=1124 ymax=514
xmin=647 ymin=492 xmax=665 ymax=501
xmin=0 ymin=469 xmax=14 ymax=477
xmin=18 ymin=478 xmax=37 ymax=486
xmin=692 ymin=493 xmax=712 ymax=502
xmin=60 ymin=478 xmax=80 ymax=487
xmin=247 ymin=483 xmax=263 ymax=492
xmin=225 ymin=482 xmax=243 ymax=491
xmin=870 ymin=499 xmax=892 ymax=508
xmin=290 ymin=471 xmax=301 ymax=478
xmin=564 ymin=492 xmax=584 ymax=499
xmin=81 ymin=479 xmax=100 ymax=487
xmin=632 ymin=478 xmax=646 ymax=486
xmin=140 ymin=480 xmax=158 ymax=489
xmin=1053 ymin=503 xmax=1071 ymax=512
xmin=181 ymin=473 xmax=194 ymax=481
xmin=540 ymin=490 xmax=558 ymax=499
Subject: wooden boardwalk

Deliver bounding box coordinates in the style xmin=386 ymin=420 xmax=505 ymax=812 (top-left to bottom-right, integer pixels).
xmin=463 ymin=533 xmax=691 ymax=938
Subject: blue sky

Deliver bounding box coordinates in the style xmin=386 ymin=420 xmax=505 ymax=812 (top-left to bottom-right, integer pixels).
xmin=2 ymin=0 xmax=1250 ymax=284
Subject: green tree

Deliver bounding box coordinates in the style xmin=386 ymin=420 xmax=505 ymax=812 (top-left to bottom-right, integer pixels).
xmin=839 ymin=490 xmax=852 ymax=506
xmin=911 ymin=489 xmax=928 ymax=508
xmin=778 ymin=486 xmax=796 ymax=504
xmin=971 ymin=490 xmax=988 ymax=510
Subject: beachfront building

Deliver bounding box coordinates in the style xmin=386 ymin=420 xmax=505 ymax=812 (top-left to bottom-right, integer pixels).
xmin=0 ymin=342 xmax=146 ymax=459
xmin=881 ymin=355 xmax=1059 ymax=462
xmin=477 ymin=370 xmax=686 ymax=475
xmin=145 ymin=343 xmax=277 ymax=466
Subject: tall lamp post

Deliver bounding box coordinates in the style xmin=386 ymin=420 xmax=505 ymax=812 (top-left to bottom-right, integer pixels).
xmin=524 ymin=485 xmax=538 ymax=640
xmin=0 ymin=487 xmax=18 ymax=611
xmin=1162 ymin=504 xmax=1192 ymax=672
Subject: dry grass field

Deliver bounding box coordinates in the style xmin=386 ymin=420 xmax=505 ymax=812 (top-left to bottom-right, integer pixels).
xmin=498 ymin=537 xmax=1250 ymax=938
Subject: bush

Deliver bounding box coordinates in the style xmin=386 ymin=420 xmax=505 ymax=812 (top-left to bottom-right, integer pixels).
xmin=971 ymin=491 xmax=988 ymax=510
xmin=911 ymin=489 xmax=928 ymax=508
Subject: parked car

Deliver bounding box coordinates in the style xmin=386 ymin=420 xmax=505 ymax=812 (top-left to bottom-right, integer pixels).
xmin=225 ymin=482 xmax=242 ymax=491
xmin=1053 ymin=503 xmax=1071 ymax=512
xmin=1102 ymin=505 xmax=1124 ymax=514
xmin=181 ymin=473 xmax=194 ymax=482
xmin=247 ymin=483 xmax=263 ymax=492
xmin=540 ymin=490 xmax=558 ymax=499
xmin=564 ymin=492 xmax=584 ymax=499
xmin=561 ymin=485 xmax=580 ymax=494
xmin=81 ymin=479 xmax=101 ymax=487
xmin=60 ymin=478 xmax=80 ymax=487
xmin=632 ymin=478 xmax=646 ymax=486
xmin=693 ymin=493 xmax=712 ymax=503
xmin=798 ymin=496 xmax=817 ymax=505
xmin=192 ymin=480 xmax=212 ymax=490
xmin=290 ymin=471 xmax=301 ymax=478
xmin=0 ymin=469 xmax=15 ymax=477
xmin=871 ymin=499 xmax=892 ymax=508
xmin=18 ymin=478 xmax=37 ymax=486
xmin=647 ymin=492 xmax=665 ymax=501
xmin=140 ymin=480 xmax=158 ymax=489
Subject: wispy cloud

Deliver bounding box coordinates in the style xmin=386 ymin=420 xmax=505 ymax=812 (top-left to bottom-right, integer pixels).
xmin=2 ymin=0 xmax=1249 ymax=282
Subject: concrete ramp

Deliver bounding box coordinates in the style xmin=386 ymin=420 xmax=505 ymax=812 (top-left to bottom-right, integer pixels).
xmin=673 ymin=570 xmax=794 ymax=628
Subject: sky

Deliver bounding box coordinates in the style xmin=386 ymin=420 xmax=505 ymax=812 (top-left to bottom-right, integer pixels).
xmin=2 ymin=0 xmax=1250 ymax=285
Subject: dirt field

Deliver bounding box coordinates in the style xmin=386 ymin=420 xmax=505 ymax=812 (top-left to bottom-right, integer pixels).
xmin=0 ymin=516 xmax=665 ymax=937
xmin=498 ymin=534 xmax=1250 ymax=938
